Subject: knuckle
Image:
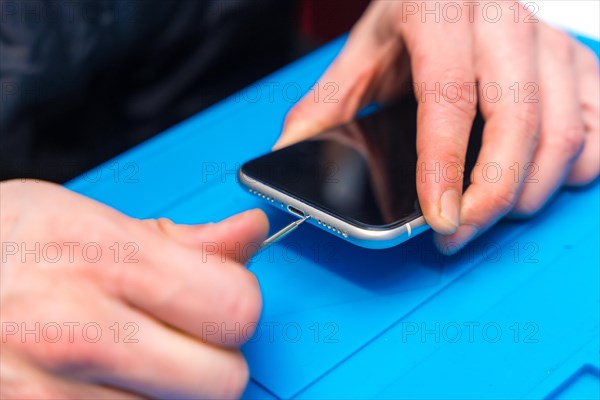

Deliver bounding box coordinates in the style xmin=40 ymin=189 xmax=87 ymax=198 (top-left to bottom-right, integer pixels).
xmin=441 ymin=149 xmax=466 ymax=173
xmin=542 ymin=27 xmax=574 ymax=60
xmin=550 ymin=124 xmax=585 ymax=157
xmin=513 ymin=102 xmax=541 ymax=142
xmin=438 ymin=67 xmax=474 ymax=89
xmin=430 ymin=68 xmax=478 ymax=117
xmin=439 ymin=152 xmax=465 ymax=181
xmin=444 ymin=90 xmax=477 ymax=120
xmin=576 ymin=42 xmax=600 ymax=74
xmin=420 ymin=142 xmax=465 ymax=166
xmin=417 ymin=148 xmax=466 ymax=189
xmin=512 ymin=15 xmax=537 ymax=38
xmin=41 ymin=335 xmax=112 ymax=373
xmin=80 ymin=338 xmax=114 ymax=369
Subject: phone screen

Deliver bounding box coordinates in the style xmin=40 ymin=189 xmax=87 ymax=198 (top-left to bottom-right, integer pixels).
xmin=241 ymin=96 xmax=483 ymax=229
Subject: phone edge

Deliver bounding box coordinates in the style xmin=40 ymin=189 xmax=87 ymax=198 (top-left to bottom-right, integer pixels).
xmin=238 ymin=167 xmax=430 ymax=249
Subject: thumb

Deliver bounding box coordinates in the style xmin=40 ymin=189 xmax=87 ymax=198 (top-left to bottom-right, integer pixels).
xmin=273 ymin=52 xmax=376 ymax=151
xmin=151 ymin=209 xmax=269 ymax=264
xmin=273 ymin=103 xmax=336 ymax=150
xmin=273 ymin=3 xmax=396 ymax=150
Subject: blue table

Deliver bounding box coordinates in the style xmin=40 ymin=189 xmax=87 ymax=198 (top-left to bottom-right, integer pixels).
xmin=67 ymin=34 xmax=600 ymax=399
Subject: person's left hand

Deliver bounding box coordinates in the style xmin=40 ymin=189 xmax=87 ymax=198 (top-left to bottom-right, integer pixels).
xmin=275 ymin=1 xmax=599 ymax=253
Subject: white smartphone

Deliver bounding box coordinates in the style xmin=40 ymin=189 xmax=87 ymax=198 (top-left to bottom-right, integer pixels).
xmin=239 ymin=96 xmax=484 ymax=249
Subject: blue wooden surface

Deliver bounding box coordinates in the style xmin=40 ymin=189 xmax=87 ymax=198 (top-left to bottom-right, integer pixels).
xmin=67 ymin=35 xmax=600 ymax=399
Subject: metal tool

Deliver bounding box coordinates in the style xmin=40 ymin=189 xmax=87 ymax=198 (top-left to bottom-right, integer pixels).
xmin=260 ymin=215 xmax=310 ymax=251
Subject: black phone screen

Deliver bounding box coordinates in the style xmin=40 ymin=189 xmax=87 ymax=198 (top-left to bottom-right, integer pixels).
xmin=241 ymin=96 xmax=483 ymax=229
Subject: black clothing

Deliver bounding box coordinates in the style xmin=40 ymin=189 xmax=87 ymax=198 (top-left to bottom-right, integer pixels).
xmin=0 ymin=0 xmax=296 ymax=182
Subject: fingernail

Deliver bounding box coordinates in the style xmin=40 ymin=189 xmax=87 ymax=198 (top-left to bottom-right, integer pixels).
xmin=439 ymin=189 xmax=460 ymax=231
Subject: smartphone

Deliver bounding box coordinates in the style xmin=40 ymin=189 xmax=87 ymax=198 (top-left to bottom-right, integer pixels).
xmin=239 ymin=96 xmax=484 ymax=249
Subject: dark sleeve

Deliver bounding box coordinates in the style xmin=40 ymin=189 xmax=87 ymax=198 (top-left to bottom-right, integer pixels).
xmin=0 ymin=0 xmax=296 ymax=182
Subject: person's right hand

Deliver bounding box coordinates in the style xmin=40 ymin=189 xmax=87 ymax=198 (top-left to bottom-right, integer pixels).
xmin=1 ymin=180 xmax=268 ymax=399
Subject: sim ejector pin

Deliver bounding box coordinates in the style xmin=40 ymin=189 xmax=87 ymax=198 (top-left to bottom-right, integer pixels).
xmin=260 ymin=215 xmax=310 ymax=251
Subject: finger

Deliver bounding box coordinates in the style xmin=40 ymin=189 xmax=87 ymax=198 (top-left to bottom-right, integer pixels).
xmin=512 ymin=26 xmax=585 ymax=216
xmin=149 ymin=209 xmax=269 ymax=264
xmin=111 ymin=233 xmax=263 ymax=347
xmin=399 ymin=4 xmax=477 ymax=235
xmin=44 ymin=304 xmax=250 ymax=399
xmin=50 ymin=380 xmax=143 ymax=400
xmin=274 ymin=1 xmax=408 ymax=149
xmin=82 ymin=205 xmax=263 ymax=347
xmin=567 ymin=41 xmax=600 ymax=185
xmin=5 ymin=281 xmax=249 ymax=398
xmin=0 ymin=350 xmax=142 ymax=399
xmin=59 ymin=384 xmax=142 ymax=400
xmin=3 ymin=281 xmax=244 ymax=398
xmin=98 ymin=311 xmax=249 ymax=399
xmin=436 ymin=3 xmax=541 ymax=253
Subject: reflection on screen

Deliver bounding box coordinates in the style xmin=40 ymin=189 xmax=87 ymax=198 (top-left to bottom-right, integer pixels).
xmin=242 ymin=96 xmax=483 ymax=228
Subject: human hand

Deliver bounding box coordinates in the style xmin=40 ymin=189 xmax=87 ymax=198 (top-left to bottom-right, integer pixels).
xmin=275 ymin=1 xmax=599 ymax=253
xmin=0 ymin=180 xmax=268 ymax=399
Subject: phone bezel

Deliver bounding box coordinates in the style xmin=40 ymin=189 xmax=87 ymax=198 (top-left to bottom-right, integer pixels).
xmin=238 ymin=167 xmax=430 ymax=249
xmin=241 ymin=166 xmax=421 ymax=230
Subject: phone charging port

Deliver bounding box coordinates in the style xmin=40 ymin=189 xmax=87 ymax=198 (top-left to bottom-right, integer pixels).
xmin=287 ymin=205 xmax=305 ymax=218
